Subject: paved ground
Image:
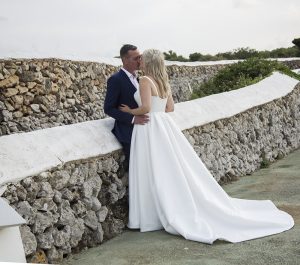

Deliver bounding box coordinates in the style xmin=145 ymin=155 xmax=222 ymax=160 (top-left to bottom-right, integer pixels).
xmin=63 ymin=149 xmax=300 ymax=265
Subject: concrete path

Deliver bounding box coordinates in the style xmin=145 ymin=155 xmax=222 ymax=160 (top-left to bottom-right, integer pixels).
xmin=63 ymin=149 xmax=300 ymax=265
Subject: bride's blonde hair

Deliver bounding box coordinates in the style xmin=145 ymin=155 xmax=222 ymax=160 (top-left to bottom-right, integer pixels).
xmin=142 ymin=49 xmax=171 ymax=98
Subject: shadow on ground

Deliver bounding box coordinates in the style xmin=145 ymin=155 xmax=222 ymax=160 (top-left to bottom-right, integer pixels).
xmin=63 ymin=149 xmax=300 ymax=265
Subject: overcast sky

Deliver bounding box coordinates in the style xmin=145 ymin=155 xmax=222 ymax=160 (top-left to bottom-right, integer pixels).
xmin=0 ymin=0 xmax=299 ymax=61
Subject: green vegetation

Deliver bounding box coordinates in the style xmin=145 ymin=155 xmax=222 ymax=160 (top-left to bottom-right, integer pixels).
xmin=260 ymin=152 xmax=271 ymax=169
xmin=292 ymin=38 xmax=300 ymax=49
xmin=164 ymin=39 xmax=300 ymax=62
xmin=163 ymin=50 xmax=189 ymax=62
xmin=191 ymin=58 xmax=300 ymax=99
xmin=165 ymin=46 xmax=300 ymax=62
xmin=189 ymin=47 xmax=261 ymax=61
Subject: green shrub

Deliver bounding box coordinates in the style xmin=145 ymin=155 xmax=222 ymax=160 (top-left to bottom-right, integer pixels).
xmin=260 ymin=157 xmax=271 ymax=169
xmin=191 ymin=58 xmax=300 ymax=99
xmin=292 ymin=38 xmax=300 ymax=49
xmin=163 ymin=50 xmax=189 ymax=61
xmin=268 ymin=46 xmax=300 ymax=58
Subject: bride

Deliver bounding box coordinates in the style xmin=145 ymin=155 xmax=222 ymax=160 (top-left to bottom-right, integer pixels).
xmin=119 ymin=49 xmax=294 ymax=243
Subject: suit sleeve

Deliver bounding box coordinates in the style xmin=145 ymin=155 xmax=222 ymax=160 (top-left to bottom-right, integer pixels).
xmin=104 ymin=76 xmax=134 ymax=124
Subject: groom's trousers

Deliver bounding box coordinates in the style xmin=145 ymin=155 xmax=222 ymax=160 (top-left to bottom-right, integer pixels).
xmin=121 ymin=142 xmax=130 ymax=172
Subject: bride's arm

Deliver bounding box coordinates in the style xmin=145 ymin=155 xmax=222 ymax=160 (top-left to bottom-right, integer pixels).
xmin=119 ymin=77 xmax=152 ymax=115
xmin=165 ymin=92 xmax=174 ymax=112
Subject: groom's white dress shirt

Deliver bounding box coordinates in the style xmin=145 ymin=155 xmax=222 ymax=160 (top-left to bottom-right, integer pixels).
xmin=121 ymin=68 xmax=139 ymax=89
xmin=121 ymin=68 xmax=139 ymax=123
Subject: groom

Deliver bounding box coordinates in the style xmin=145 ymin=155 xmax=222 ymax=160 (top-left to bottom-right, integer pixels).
xmin=104 ymin=44 xmax=149 ymax=171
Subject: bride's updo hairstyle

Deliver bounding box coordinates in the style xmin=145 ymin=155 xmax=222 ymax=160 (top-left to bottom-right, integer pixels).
xmin=142 ymin=49 xmax=171 ymax=98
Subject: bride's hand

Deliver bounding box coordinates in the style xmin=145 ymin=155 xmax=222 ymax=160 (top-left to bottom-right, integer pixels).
xmin=119 ymin=104 xmax=132 ymax=113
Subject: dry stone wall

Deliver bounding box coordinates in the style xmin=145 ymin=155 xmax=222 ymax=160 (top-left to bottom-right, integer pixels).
xmin=2 ymin=58 xmax=299 ymax=136
xmin=167 ymin=63 xmax=226 ymax=102
xmin=0 ymin=59 xmax=225 ymax=136
xmin=0 ymin=59 xmax=116 ymax=136
xmin=2 ymin=151 xmax=128 ymax=264
xmin=183 ymin=83 xmax=300 ymax=182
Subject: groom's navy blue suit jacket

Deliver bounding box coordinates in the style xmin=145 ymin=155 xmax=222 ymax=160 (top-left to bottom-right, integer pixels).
xmin=104 ymin=69 xmax=138 ymax=144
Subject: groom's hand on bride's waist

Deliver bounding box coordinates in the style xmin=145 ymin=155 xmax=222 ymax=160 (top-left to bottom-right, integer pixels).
xmin=133 ymin=115 xmax=150 ymax=125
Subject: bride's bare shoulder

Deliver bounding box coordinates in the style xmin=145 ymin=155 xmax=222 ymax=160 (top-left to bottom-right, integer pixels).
xmin=140 ymin=75 xmax=151 ymax=81
xmin=139 ymin=76 xmax=152 ymax=85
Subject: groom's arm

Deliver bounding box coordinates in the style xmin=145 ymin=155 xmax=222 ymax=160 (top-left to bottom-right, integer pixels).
xmin=104 ymin=76 xmax=134 ymax=124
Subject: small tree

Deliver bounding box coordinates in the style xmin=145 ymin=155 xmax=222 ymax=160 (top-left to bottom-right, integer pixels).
xmin=163 ymin=50 xmax=178 ymax=61
xmin=189 ymin=52 xmax=202 ymax=61
xmin=216 ymin=51 xmax=234 ymax=60
xmin=232 ymin=47 xmax=259 ymax=59
xmin=163 ymin=50 xmax=188 ymax=61
xmin=292 ymin=38 xmax=300 ymax=49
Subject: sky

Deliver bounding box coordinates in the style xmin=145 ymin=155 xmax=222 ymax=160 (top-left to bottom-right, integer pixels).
xmin=0 ymin=0 xmax=300 ymax=62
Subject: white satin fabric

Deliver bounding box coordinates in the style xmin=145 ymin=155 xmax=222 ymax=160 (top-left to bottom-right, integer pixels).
xmin=128 ymin=87 xmax=294 ymax=244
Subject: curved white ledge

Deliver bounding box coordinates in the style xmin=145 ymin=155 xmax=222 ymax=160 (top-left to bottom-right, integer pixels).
xmin=170 ymin=72 xmax=299 ymax=130
xmin=0 ymin=72 xmax=298 ymax=188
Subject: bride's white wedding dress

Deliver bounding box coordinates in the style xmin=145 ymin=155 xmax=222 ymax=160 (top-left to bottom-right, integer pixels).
xmin=127 ymin=80 xmax=294 ymax=244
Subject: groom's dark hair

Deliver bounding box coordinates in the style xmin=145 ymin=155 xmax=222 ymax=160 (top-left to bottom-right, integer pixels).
xmin=120 ymin=44 xmax=137 ymax=58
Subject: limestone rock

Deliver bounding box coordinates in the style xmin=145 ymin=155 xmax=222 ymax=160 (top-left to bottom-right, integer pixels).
xmin=57 ymin=200 xmax=76 ymax=226
xmin=36 ymin=229 xmax=54 ymax=249
xmin=33 ymin=212 xmax=54 ymax=234
xmin=97 ymin=206 xmax=108 ymax=222
xmin=30 ymin=104 xmax=40 ymax=113
xmin=4 ymin=88 xmax=19 ymax=97
xmin=19 ymin=225 xmax=37 ymax=256
xmin=70 ymin=218 xmax=85 ymax=247
xmin=50 ymin=170 xmax=71 ymax=190
xmin=0 ymin=75 xmax=19 ymax=88
xmin=84 ymin=210 xmax=99 ymax=230
xmin=28 ymin=249 xmax=48 ymax=264
xmin=46 ymin=246 xmax=64 ymax=264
